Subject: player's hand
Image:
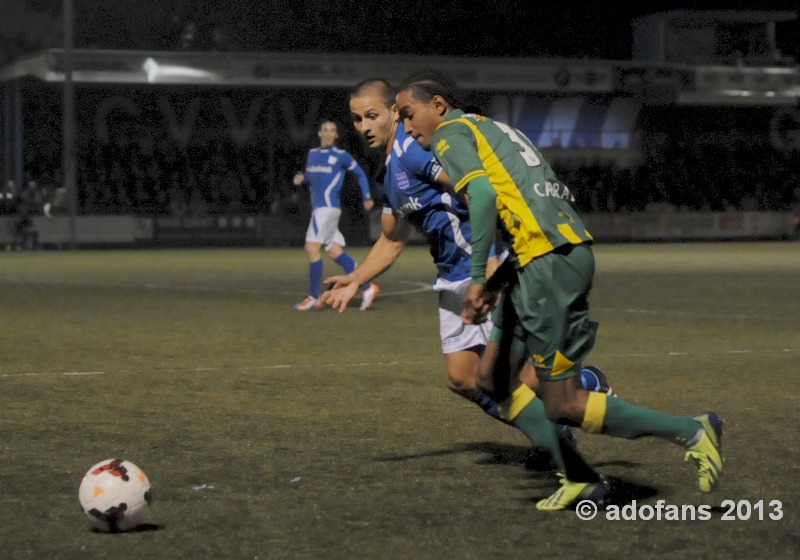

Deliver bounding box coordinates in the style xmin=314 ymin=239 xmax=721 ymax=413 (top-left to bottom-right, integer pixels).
xmin=363 ymin=200 xmax=374 ymax=212
xmin=462 ymin=283 xmax=491 ymax=324
xmin=292 ymin=172 xmax=304 ymax=186
xmin=482 ymin=286 xmax=501 ymax=311
xmin=321 ymin=275 xmax=359 ymax=313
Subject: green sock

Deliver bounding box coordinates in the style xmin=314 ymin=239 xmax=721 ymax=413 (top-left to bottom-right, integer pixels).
xmin=509 ymin=392 xmax=599 ymax=483
xmin=585 ymin=392 xmax=701 ymax=445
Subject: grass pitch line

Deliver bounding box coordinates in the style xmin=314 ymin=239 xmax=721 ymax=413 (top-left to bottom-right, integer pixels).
xmin=3 ymin=349 xmax=799 ymax=380
xmin=0 ymin=370 xmax=106 ymax=378
xmin=0 ymin=276 xmax=432 ymax=297
xmin=596 ymin=306 xmax=796 ymax=323
xmin=0 ymin=361 xmax=441 ymax=379
xmin=182 ymin=360 xmax=441 ymax=373
xmin=625 ymin=347 xmax=800 ymax=358
xmin=272 ymin=280 xmax=432 ymax=297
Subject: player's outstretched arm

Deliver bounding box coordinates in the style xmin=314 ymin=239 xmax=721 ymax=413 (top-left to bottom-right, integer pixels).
xmin=320 ymin=276 xmax=361 ymax=312
xmin=321 ymin=213 xmax=409 ymax=312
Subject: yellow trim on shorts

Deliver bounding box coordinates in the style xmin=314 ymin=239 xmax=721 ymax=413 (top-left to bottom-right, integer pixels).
xmin=551 ymin=350 xmax=575 ymax=377
xmin=582 ymin=392 xmax=607 ymax=434
xmin=498 ymin=384 xmax=536 ymax=422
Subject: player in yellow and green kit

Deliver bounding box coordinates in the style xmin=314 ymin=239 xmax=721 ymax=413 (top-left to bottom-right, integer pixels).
xmin=396 ymin=72 xmax=724 ymax=511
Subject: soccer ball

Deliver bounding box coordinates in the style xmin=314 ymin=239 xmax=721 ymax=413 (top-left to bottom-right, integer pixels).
xmin=78 ymin=459 xmax=152 ymax=532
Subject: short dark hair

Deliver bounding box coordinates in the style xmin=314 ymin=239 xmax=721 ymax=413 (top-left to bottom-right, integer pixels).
xmin=318 ymin=118 xmax=338 ymax=132
xmin=350 ymin=78 xmax=396 ymax=107
xmin=397 ymin=72 xmax=459 ymax=106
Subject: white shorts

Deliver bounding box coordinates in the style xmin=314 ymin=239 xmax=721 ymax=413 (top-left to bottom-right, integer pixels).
xmin=434 ymin=276 xmax=494 ymax=354
xmin=305 ymin=207 xmax=346 ymax=250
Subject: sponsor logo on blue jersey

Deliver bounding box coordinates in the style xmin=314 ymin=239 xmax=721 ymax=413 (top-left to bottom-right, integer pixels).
xmin=396 ymin=171 xmax=411 ymax=192
xmin=307 ymin=165 xmax=333 ymax=173
xmin=397 ymin=196 xmax=423 ymax=216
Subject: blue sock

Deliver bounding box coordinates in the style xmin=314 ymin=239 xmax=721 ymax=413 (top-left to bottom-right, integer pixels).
xmin=309 ymin=260 xmax=323 ymax=298
xmin=472 ymin=392 xmax=508 ymax=424
xmin=335 ymin=253 xmax=371 ymax=292
xmin=334 ymin=253 xmax=356 ymax=273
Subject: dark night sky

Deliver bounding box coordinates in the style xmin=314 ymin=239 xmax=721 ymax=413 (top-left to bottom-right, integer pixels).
xmin=5 ymin=1 xmax=800 ymax=62
xmin=75 ymin=0 xmax=800 ymax=60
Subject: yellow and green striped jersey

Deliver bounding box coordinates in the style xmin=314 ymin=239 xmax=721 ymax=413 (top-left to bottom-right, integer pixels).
xmin=432 ymin=109 xmax=592 ymax=268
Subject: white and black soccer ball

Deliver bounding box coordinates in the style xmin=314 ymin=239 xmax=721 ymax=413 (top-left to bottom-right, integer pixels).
xmin=78 ymin=459 xmax=151 ymax=532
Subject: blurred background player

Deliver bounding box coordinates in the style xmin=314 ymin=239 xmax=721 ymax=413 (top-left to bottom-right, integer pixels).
xmin=12 ymin=179 xmax=46 ymax=250
xmin=292 ymin=119 xmax=379 ymax=311
xmin=323 ymin=78 xmax=611 ymax=482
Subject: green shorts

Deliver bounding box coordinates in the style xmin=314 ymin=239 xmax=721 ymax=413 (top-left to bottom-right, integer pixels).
xmin=489 ymin=294 xmax=528 ymax=359
xmin=491 ymin=243 xmax=598 ymax=382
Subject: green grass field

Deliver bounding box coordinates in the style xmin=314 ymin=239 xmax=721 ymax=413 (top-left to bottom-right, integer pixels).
xmin=1 ymin=242 xmax=799 ymax=559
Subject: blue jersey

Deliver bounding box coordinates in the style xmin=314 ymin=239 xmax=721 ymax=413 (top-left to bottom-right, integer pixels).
xmin=379 ymin=124 xmax=473 ymax=282
xmin=303 ymin=147 xmax=371 ymax=209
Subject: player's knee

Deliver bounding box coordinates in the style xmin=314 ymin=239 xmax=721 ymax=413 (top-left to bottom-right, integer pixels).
xmin=445 ymin=373 xmax=474 ymax=394
xmin=326 ymin=244 xmax=343 ymax=259
xmin=304 ymin=244 xmax=321 ymax=260
xmin=445 ymin=368 xmax=478 ymax=397
xmin=443 ymin=348 xmax=482 ymax=394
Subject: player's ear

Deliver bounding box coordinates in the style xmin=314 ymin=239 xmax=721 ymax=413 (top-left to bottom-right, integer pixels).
xmin=433 ymin=95 xmax=448 ymax=116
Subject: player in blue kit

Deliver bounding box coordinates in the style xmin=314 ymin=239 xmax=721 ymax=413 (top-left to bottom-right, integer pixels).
xmin=293 ymin=119 xmax=380 ymax=311
xmin=322 ymin=79 xmax=610 ymax=485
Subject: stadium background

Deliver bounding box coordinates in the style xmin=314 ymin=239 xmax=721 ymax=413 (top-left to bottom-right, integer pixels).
xmin=1 ymin=4 xmax=799 ymax=559
xmin=1 ymin=2 xmax=799 ymax=247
